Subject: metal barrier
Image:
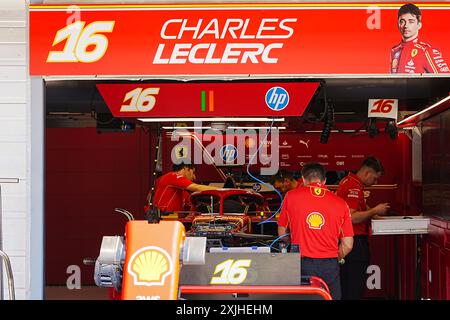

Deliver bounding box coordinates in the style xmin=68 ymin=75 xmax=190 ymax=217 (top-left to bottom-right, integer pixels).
xmin=0 ymin=250 xmax=15 ymax=300
xmin=180 ymin=284 xmax=332 ymax=300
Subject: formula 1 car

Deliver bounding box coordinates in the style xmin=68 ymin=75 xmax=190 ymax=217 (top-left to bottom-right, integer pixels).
xmin=182 ymin=188 xmax=276 ymax=248
xmin=89 ymin=191 xmax=332 ymax=300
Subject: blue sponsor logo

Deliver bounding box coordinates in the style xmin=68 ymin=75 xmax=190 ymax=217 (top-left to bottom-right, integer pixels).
xmin=253 ymin=183 xmax=262 ymax=192
xmin=220 ymin=144 xmax=238 ymax=162
xmin=265 ymin=86 xmax=289 ymax=111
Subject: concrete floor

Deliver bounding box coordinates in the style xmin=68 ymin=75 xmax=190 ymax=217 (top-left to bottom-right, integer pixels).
xmin=45 ymin=286 xmax=110 ymax=300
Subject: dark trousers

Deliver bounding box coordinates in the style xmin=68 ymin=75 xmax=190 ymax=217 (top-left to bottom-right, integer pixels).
xmin=341 ymin=235 xmax=370 ymax=300
xmin=301 ymin=257 xmax=341 ymax=300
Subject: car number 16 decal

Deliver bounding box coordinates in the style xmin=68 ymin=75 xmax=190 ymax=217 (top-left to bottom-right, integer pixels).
xmin=210 ymin=259 xmax=251 ymax=285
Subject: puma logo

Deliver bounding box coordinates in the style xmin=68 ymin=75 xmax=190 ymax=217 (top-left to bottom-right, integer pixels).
xmin=299 ymin=139 xmax=310 ymax=148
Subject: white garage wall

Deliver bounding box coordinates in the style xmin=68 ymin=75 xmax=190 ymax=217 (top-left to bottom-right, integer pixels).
xmin=0 ymin=0 xmax=33 ymax=300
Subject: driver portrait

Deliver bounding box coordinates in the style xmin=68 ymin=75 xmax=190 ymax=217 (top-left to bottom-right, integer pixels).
xmin=390 ymin=3 xmax=449 ymax=74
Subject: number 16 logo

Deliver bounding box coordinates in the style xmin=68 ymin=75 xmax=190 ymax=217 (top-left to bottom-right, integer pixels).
xmin=47 ymin=21 xmax=115 ymax=63
xmin=368 ymin=99 xmax=398 ymax=120
xmin=120 ymin=87 xmax=160 ymax=112
xmin=210 ymin=259 xmax=251 ymax=285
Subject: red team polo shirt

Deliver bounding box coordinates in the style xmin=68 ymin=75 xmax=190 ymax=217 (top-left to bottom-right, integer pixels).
xmin=277 ymin=183 xmax=353 ymax=258
xmin=336 ymin=172 xmax=368 ymax=235
xmin=390 ymin=37 xmax=449 ymax=74
xmin=152 ymin=172 xmax=193 ymax=212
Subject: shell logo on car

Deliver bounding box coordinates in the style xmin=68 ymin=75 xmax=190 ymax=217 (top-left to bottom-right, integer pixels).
xmin=306 ymin=212 xmax=325 ymax=230
xmin=127 ymin=246 xmax=173 ymax=286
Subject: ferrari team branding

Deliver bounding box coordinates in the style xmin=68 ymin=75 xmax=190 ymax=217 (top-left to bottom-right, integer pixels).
xmin=306 ymin=212 xmax=325 ymax=230
xmin=201 ymin=90 xmax=214 ymax=112
xmin=46 ymin=21 xmax=115 ymax=63
xmin=97 ymin=82 xmax=319 ymax=118
xmin=210 ymin=259 xmax=252 ymax=285
xmin=171 ymin=125 xmax=280 ymax=175
xmin=153 ymin=18 xmax=297 ymax=65
xmin=30 ymin=4 xmax=450 ymax=75
xmin=348 ymin=188 xmax=361 ymax=199
xmin=265 ymin=87 xmax=289 ymax=111
xmin=127 ymin=246 xmax=174 ymax=286
xmin=368 ymin=99 xmax=398 ymax=120
xmin=310 ymin=186 xmax=326 ymax=198
xmin=175 ymin=146 xmax=188 ymax=159
xmin=120 ymin=87 xmax=160 ymax=113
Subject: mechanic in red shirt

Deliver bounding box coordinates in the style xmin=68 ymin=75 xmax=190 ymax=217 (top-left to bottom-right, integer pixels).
xmin=152 ymin=163 xmax=218 ymax=212
xmin=336 ymin=156 xmax=390 ymax=300
xmin=273 ymin=172 xmax=303 ymax=194
xmin=390 ymin=3 xmax=449 ymax=74
xmin=278 ymin=163 xmax=354 ymax=300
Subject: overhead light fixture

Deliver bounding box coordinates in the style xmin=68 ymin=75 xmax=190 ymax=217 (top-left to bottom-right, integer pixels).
xmin=138 ymin=117 xmax=285 ymax=122
xmin=210 ymin=122 xmax=227 ymax=131
xmin=48 ymin=112 xmax=87 ymax=116
xmin=228 ymin=126 xmax=286 ymax=130
xmin=162 ymin=126 xmax=212 ymax=130
xmin=163 ymin=125 xmax=286 ymax=130
xmin=397 ymin=96 xmax=450 ymax=126
xmin=306 ymin=130 xmax=366 ymax=133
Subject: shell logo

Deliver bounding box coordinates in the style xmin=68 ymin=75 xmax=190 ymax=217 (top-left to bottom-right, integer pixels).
xmin=306 ymin=212 xmax=325 ymax=230
xmin=127 ymin=246 xmax=173 ymax=286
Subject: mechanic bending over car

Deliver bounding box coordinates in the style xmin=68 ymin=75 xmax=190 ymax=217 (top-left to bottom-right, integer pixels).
xmin=150 ymin=163 xmax=219 ymax=212
xmin=336 ymin=156 xmax=389 ymax=300
xmin=277 ymin=162 xmax=354 ymax=300
xmin=273 ymin=172 xmax=302 ymax=194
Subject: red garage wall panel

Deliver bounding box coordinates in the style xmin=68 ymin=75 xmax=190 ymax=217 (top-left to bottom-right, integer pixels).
xmin=45 ymin=127 xmax=150 ymax=285
xmin=421 ymin=218 xmax=450 ymax=300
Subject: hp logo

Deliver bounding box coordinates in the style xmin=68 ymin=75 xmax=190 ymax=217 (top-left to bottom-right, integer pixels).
xmin=220 ymin=144 xmax=238 ymax=163
xmin=265 ymin=87 xmax=289 ymax=111
xmin=253 ymin=183 xmax=262 ymax=192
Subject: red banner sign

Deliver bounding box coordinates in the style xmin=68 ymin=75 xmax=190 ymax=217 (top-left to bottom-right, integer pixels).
xmin=163 ymin=131 xmax=405 ymax=178
xmin=96 ymin=82 xmax=319 ymax=117
xmin=29 ymin=3 xmax=450 ymax=76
